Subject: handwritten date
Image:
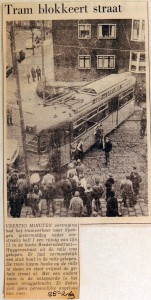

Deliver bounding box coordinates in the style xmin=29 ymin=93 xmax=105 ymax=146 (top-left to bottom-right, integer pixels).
xmin=48 ymin=291 xmax=75 ymax=299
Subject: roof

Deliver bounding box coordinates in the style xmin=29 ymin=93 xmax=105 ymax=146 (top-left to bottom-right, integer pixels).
xmin=24 ymin=72 xmax=136 ymax=133
xmin=80 ymin=72 xmax=133 ymax=95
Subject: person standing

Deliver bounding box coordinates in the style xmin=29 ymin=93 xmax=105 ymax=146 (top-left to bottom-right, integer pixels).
xmin=76 ymin=181 xmax=86 ymax=205
xmin=120 ymin=176 xmax=134 ymax=207
xmin=94 ymin=124 xmax=104 ymax=148
xmin=105 ymin=174 xmax=115 ymax=200
xmin=36 ymin=66 xmax=41 ymax=81
xmin=7 ymin=106 xmax=13 ymax=125
xmin=92 ymin=179 xmax=104 ymax=212
xmin=26 ymin=72 xmax=30 ymax=83
xmin=30 ymin=172 xmax=40 ymax=187
xmin=41 ymin=171 xmax=55 ymax=191
xmin=130 ymin=167 xmax=142 ymax=198
xmin=27 ymin=187 xmax=40 ymax=217
xmin=68 ymin=173 xmax=77 ymax=197
xmin=31 ymin=67 xmax=36 ymax=82
xmin=103 ymin=137 xmax=112 ymax=166
xmin=85 ymin=184 xmax=93 ymax=216
xmin=106 ymin=191 xmax=119 ymax=217
xmin=44 ymin=183 xmax=56 ymax=216
xmin=67 ymin=162 xmax=77 ymax=178
xmin=69 ymin=191 xmax=83 ymax=217
xmin=60 ymin=175 xmax=72 ymax=209
xmin=9 ymin=187 xmax=24 ymax=218
xmin=76 ymin=139 xmax=84 ymax=160
xmin=76 ymin=159 xmax=85 ymax=176
xmin=140 ymin=110 xmax=147 ymax=137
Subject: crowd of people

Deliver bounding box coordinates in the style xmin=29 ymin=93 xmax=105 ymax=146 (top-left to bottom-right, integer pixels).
xmin=7 ymin=157 xmax=142 ymax=218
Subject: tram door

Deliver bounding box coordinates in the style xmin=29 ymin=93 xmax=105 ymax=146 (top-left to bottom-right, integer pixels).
xmin=60 ymin=127 xmax=71 ymax=167
xmin=49 ymin=128 xmax=71 ymax=170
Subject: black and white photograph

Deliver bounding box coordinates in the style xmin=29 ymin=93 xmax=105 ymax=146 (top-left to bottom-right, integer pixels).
xmin=5 ymin=18 xmax=148 ymax=219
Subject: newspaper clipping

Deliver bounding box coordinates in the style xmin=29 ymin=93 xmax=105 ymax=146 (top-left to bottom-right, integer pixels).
xmin=3 ymin=1 xmax=150 ymax=298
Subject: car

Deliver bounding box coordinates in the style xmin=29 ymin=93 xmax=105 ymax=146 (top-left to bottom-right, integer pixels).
xmin=7 ymin=139 xmax=20 ymax=166
xmin=6 ymin=64 xmax=13 ymax=78
xmin=16 ymin=49 xmax=25 ymax=62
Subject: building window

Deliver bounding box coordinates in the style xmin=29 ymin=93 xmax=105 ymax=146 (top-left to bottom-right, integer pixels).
xmin=97 ymin=55 xmax=115 ymax=69
xmin=131 ymin=20 xmax=145 ymax=41
xmin=129 ymin=51 xmax=146 ymax=73
xmin=97 ymin=24 xmax=116 ymax=39
xmin=78 ymin=55 xmax=91 ymax=69
xmin=78 ymin=24 xmax=91 ymax=39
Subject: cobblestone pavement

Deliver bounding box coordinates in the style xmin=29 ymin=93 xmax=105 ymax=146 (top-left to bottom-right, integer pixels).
xmin=7 ymin=106 xmax=148 ymax=218
xmin=19 ymin=196 xmax=148 ymax=218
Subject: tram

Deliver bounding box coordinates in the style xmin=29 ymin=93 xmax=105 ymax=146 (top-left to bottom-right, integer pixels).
xmin=25 ymin=72 xmax=136 ymax=170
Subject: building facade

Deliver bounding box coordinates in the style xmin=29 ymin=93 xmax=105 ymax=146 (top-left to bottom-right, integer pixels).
xmin=52 ymin=19 xmax=146 ymax=94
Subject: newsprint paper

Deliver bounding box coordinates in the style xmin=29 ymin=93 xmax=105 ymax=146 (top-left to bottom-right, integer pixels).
xmin=2 ymin=0 xmax=151 ymax=299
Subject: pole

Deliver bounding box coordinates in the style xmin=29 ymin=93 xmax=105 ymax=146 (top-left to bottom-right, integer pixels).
xmin=11 ymin=22 xmax=30 ymax=186
xmin=10 ymin=25 xmax=16 ymax=74
xmin=42 ymin=21 xmax=45 ymax=40
xmin=41 ymin=25 xmax=46 ymax=106
xmin=31 ymin=28 xmax=35 ymax=55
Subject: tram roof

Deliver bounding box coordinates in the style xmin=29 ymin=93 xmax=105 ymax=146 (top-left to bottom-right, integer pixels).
xmin=80 ymin=72 xmax=133 ymax=95
xmin=24 ymin=72 xmax=136 ymax=134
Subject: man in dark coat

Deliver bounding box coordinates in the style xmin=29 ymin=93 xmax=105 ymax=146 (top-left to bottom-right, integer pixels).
xmin=36 ymin=66 xmax=41 ymax=81
xmin=31 ymin=67 xmax=36 ymax=82
xmin=105 ymin=174 xmax=115 ymax=200
xmin=85 ymin=184 xmax=93 ymax=216
xmin=106 ymin=191 xmax=119 ymax=217
xmin=9 ymin=187 xmax=24 ymax=218
xmin=103 ymin=137 xmax=112 ymax=166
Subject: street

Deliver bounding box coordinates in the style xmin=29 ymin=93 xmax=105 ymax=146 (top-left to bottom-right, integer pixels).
xmin=6 ymin=26 xmax=148 ymax=218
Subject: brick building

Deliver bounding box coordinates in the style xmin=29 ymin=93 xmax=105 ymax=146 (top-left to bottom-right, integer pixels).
xmin=52 ymin=19 xmax=146 ymax=93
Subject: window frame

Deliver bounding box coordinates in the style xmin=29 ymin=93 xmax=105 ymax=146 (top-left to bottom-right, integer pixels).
xmin=78 ymin=24 xmax=91 ymax=39
xmin=97 ymin=55 xmax=115 ymax=69
xmin=78 ymin=55 xmax=91 ymax=69
xmin=98 ymin=104 xmax=108 ymax=122
xmin=87 ymin=109 xmax=98 ymax=129
xmin=73 ymin=119 xmax=87 ymax=139
xmin=97 ymin=24 xmax=116 ymax=39
xmin=129 ymin=51 xmax=146 ymax=73
xmin=118 ymin=89 xmax=134 ymax=109
xmin=131 ymin=19 xmax=145 ymax=42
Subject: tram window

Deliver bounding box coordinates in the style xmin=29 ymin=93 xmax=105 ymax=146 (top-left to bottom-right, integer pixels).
xmin=109 ymin=97 xmax=118 ymax=113
xmin=73 ymin=123 xmax=86 ymax=138
xmin=87 ymin=110 xmax=97 ymax=119
xmin=98 ymin=107 xmax=108 ymax=121
xmin=119 ymin=92 xmax=134 ymax=108
xmin=87 ymin=110 xmax=98 ymax=128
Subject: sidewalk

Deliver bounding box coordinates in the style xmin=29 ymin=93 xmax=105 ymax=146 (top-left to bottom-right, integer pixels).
xmin=7 ymin=34 xmax=54 ymax=108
